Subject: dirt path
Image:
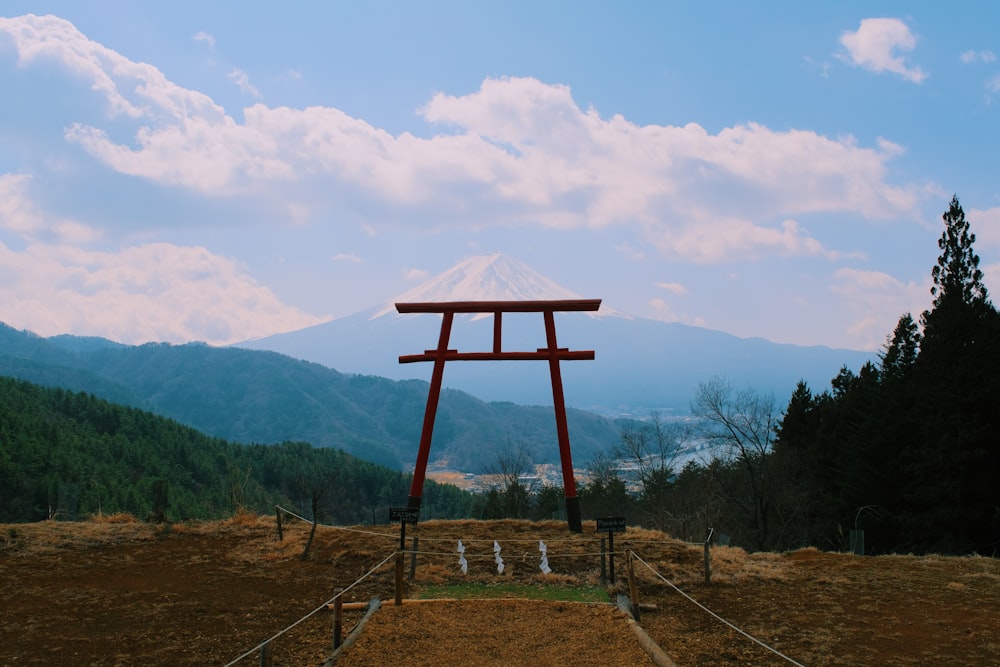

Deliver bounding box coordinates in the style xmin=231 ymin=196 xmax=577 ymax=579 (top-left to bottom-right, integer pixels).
xmin=333 ymin=599 xmax=657 ymax=666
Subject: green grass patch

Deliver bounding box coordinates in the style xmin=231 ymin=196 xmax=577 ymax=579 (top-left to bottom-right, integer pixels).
xmin=415 ymin=582 xmax=610 ymax=603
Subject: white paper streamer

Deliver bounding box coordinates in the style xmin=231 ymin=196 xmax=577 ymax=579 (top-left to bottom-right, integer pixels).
xmin=493 ymin=540 xmax=505 ymax=574
xmin=457 ymin=539 xmax=468 ymax=575
xmin=539 ymin=539 xmax=551 ymax=574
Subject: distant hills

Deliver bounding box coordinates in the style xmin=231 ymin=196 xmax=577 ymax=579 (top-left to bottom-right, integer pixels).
xmin=1 ymin=254 xmax=875 ymax=474
xmin=0 ymin=322 xmax=622 ymax=472
xmin=237 ymin=253 xmax=874 ymax=416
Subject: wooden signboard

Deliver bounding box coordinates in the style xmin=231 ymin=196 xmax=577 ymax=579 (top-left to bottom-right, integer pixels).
xmin=389 ymin=507 xmax=420 ymax=524
xmin=597 ymin=516 xmax=626 ymax=584
xmin=597 ymin=516 xmax=626 ymax=533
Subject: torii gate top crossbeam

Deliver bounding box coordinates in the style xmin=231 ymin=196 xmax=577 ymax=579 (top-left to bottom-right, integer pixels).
xmin=396 ymin=299 xmax=600 ymax=364
xmin=396 ymin=299 xmax=601 ymax=314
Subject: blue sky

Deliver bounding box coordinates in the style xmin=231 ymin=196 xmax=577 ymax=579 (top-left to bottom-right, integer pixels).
xmin=2 ymin=2 xmax=999 ymax=351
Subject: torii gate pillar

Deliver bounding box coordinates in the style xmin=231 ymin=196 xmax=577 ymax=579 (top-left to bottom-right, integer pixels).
xmin=397 ymin=299 xmax=600 ymax=533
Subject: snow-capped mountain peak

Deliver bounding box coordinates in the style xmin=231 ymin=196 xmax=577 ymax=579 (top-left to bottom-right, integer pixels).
xmin=372 ymin=253 xmax=623 ymax=318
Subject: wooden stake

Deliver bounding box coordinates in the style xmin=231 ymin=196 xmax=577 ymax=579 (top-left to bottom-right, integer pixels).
xmin=394 ymin=552 xmax=404 ymax=606
xmin=626 ymin=552 xmax=640 ymax=622
xmin=409 ymin=536 xmax=419 ymax=581
xmin=332 ymin=588 xmax=344 ymax=650
xmin=704 ymin=528 xmax=714 ymax=585
xmin=600 ymin=536 xmax=607 ymax=584
xmin=259 ymin=639 xmax=272 ymax=667
xmin=608 ymin=531 xmax=616 ymax=584
xmin=275 ymin=506 xmax=283 ymax=542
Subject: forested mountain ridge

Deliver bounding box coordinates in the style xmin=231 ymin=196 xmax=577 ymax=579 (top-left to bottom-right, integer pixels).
xmin=0 ymin=324 xmax=623 ymax=471
xmin=0 ymin=375 xmax=472 ymax=523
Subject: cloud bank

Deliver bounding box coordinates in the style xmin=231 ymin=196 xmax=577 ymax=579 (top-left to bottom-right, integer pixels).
xmin=0 ymin=13 xmax=939 ymax=349
xmin=1 ymin=13 xmax=922 ymax=266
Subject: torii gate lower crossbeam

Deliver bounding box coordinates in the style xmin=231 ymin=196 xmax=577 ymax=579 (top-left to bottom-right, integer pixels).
xmin=397 ymin=299 xmax=600 ymax=533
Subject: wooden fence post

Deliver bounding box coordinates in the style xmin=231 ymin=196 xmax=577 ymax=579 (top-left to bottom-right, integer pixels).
xmin=626 ymin=552 xmax=640 ymax=622
xmin=275 ymin=506 xmax=283 ymax=542
xmin=409 ymin=536 xmax=419 ymax=581
xmin=259 ymin=639 xmax=273 ymax=667
xmin=600 ymin=536 xmax=607 ymax=584
xmin=332 ymin=588 xmax=344 ymax=650
xmin=394 ymin=552 xmax=404 ymax=606
xmin=704 ymin=528 xmax=714 ymax=585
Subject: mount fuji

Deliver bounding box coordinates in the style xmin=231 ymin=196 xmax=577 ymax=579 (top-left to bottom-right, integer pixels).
xmin=236 ymin=254 xmax=873 ymax=415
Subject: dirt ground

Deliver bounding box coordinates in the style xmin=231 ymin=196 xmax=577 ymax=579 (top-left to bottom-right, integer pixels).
xmin=1 ymin=514 xmax=998 ymax=666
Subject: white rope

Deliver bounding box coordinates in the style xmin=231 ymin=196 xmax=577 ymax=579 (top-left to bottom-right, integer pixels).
xmin=276 ymin=506 xmax=701 ymax=548
xmin=276 ymin=505 xmax=398 ymax=539
xmin=629 ymin=551 xmax=807 ymax=667
xmin=406 ymin=533 xmax=594 ymax=545
xmin=223 ymin=550 xmax=396 ymax=666
xmin=407 ymin=548 xmax=615 ymax=559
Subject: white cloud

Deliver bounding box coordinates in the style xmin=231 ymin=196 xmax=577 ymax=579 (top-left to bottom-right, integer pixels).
xmin=0 ymin=173 xmax=43 ymax=235
xmin=0 ymin=14 xmax=147 ymax=117
xmin=648 ymin=297 xmax=679 ymax=321
xmin=987 ymin=75 xmax=1000 ymax=93
xmin=615 ymin=242 xmax=645 ymax=261
xmin=0 ymin=240 xmax=326 ymax=345
xmin=983 ymin=260 xmax=1000 ymax=296
xmin=647 ymin=297 xmax=703 ymax=328
xmin=960 ymin=49 xmax=996 ymax=64
xmin=839 ymin=18 xmax=927 ymax=83
xmin=655 ymin=281 xmax=688 ymax=296
xmin=651 ymin=216 xmax=844 ymax=264
xmin=0 ymin=172 xmax=100 ymax=243
xmin=192 ymin=31 xmax=216 ymax=50
xmin=332 ymin=253 xmax=361 ymax=263
xmin=0 ymin=15 xmax=925 ymax=265
xmin=969 ymin=205 xmax=1000 ymax=251
xmin=831 ymin=268 xmax=928 ymax=350
xmin=405 ymin=268 xmax=430 ymax=282
xmin=228 ymin=68 xmax=261 ymax=98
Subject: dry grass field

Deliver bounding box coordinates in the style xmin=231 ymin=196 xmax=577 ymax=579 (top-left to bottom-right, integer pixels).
xmin=2 ymin=513 xmax=999 ymax=666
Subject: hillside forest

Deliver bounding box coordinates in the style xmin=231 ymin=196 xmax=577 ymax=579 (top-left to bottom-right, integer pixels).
xmin=0 ymin=377 xmax=473 ymax=524
xmin=1 ymin=197 xmax=997 ymax=557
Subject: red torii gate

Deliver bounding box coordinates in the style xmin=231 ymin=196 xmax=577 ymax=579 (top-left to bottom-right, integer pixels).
xmin=397 ymin=299 xmax=600 ymax=533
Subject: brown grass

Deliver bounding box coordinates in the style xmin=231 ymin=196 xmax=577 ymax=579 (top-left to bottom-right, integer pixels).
xmin=2 ymin=515 xmax=999 ymax=666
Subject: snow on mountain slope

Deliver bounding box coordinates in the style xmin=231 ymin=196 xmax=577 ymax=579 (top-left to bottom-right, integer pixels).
xmin=372 ymin=253 xmax=624 ymax=319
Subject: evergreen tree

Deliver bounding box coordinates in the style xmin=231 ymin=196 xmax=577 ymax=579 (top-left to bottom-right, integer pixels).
xmin=773 ymin=195 xmax=999 ymax=555
xmin=907 ymin=196 xmax=1000 ymax=554
xmin=879 ymin=314 xmax=920 ymax=383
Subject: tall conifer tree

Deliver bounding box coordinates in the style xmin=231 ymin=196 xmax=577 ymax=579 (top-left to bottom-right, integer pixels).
xmin=908 ymin=196 xmax=1000 ymax=554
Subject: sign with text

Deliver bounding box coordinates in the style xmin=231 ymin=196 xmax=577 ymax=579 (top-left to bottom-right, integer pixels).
xmin=388 ymin=507 xmax=420 ymax=524
xmin=596 ymin=516 xmax=626 ymax=533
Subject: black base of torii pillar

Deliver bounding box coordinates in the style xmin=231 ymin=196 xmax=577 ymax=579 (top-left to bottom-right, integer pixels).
xmin=397 ymin=299 xmax=600 ymax=533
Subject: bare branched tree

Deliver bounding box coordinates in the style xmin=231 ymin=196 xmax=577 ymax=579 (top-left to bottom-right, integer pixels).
xmin=614 ymin=412 xmax=689 ymax=530
xmin=616 ymin=412 xmax=688 ymax=492
xmin=484 ymin=437 xmax=537 ymax=519
xmin=693 ymin=376 xmax=778 ymax=551
xmin=295 ymin=465 xmax=340 ymax=560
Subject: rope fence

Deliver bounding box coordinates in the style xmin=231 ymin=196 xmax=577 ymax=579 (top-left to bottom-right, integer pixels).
xmin=229 ymin=509 xmax=802 ymax=665
xmin=223 ymin=550 xmax=396 ymax=667
xmin=273 ymin=504 xmax=694 ymax=582
xmin=629 ymin=550 xmax=807 ymax=667
xmin=274 ymin=504 xmax=699 ymax=548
